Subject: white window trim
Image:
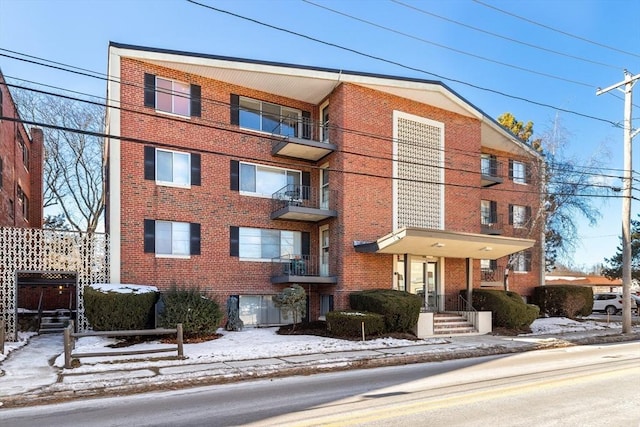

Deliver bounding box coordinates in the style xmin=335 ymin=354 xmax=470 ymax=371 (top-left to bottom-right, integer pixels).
xmin=238 ymin=96 xmax=302 ymax=136
xmin=512 ymin=160 xmax=528 ymax=185
xmin=319 ymin=100 xmax=330 ymax=143
xmin=155 ymin=148 xmax=191 ymax=189
xmin=238 ymin=161 xmax=302 ymax=198
xmin=155 ymin=76 xmax=191 ymax=117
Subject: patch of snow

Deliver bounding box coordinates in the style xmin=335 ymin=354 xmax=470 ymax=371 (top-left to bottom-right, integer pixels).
xmin=89 ymin=283 xmax=158 ymax=294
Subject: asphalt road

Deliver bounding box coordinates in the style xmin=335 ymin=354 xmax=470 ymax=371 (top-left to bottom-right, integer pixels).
xmin=2 ymin=342 xmax=639 ymax=427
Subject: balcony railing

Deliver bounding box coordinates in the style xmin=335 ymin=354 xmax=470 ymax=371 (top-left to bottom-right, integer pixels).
xmin=481 ymin=267 xmax=505 ymax=286
xmin=481 ymin=213 xmax=503 ymax=235
xmin=270 ymin=254 xmax=338 ymax=284
xmin=270 ymin=120 xmax=337 ymax=161
xmin=481 ymin=159 xmax=503 ymax=187
xmin=271 ymin=184 xmax=338 ymax=222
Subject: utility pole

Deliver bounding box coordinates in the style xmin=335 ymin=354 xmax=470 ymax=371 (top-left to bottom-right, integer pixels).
xmin=596 ymin=70 xmax=640 ymax=334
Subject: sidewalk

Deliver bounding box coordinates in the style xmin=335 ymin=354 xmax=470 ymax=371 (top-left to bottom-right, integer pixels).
xmin=1 ymin=322 xmax=639 ymax=409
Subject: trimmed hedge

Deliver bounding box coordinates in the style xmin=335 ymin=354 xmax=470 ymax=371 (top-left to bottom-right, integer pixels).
xmin=349 ymin=289 xmax=422 ymax=333
xmin=326 ymin=311 xmax=385 ymax=338
xmin=84 ymin=286 xmax=158 ymax=331
xmin=158 ymin=287 xmax=223 ymax=338
xmin=470 ymin=289 xmax=539 ymax=330
xmin=532 ymin=285 xmax=593 ymax=318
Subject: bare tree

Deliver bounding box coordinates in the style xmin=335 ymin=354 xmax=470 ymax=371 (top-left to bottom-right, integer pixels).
xmin=12 ymin=85 xmax=105 ymax=233
xmin=498 ymin=112 xmax=609 ymax=272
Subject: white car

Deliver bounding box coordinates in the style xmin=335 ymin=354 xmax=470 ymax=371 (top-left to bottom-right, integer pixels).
xmin=593 ymin=292 xmax=637 ymax=315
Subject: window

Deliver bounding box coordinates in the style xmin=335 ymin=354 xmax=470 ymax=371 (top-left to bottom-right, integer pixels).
xmin=18 ymin=133 xmax=28 ymax=171
xmin=320 ymin=102 xmax=330 ymax=142
xmin=236 ymin=227 xmax=301 ymax=260
xmin=320 ymin=167 xmax=329 ymax=209
xmin=17 ymin=186 xmax=28 ymax=220
xmin=481 ymin=154 xmax=497 ymax=176
xmin=510 ymin=204 xmax=531 ymax=228
xmin=239 ymin=295 xmax=286 ymax=326
xmin=144 ymin=219 xmax=201 ymax=256
xmin=512 ymin=251 xmax=532 ymax=272
xmin=237 ymin=96 xmax=301 ymax=137
xmin=144 ymin=146 xmax=200 ymax=187
xmin=239 ymin=162 xmax=301 ymax=197
xmin=320 ymin=295 xmax=334 ymax=318
xmin=481 ymin=200 xmax=498 ymax=224
xmin=144 ymin=73 xmax=201 ymax=118
xmin=510 ymin=160 xmax=528 ymax=184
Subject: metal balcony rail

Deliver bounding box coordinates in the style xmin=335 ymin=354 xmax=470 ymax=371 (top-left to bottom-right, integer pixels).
xmin=271 ymin=184 xmax=335 ymax=212
xmin=481 ymin=159 xmax=503 ymax=178
xmin=481 ymin=213 xmax=503 ymax=234
xmin=271 ymin=254 xmax=327 ymax=277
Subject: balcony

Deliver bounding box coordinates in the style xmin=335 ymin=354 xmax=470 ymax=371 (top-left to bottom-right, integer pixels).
xmin=481 ymin=158 xmax=503 ymax=187
xmin=271 ymin=135 xmax=337 ymax=162
xmin=270 ymin=254 xmax=338 ymax=284
xmin=271 ymin=184 xmax=338 ymax=222
xmin=480 ymin=267 xmax=505 ymax=287
xmin=481 ymin=214 xmax=503 ymax=235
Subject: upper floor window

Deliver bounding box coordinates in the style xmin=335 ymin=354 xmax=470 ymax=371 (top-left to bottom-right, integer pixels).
xmin=144 ymin=146 xmax=201 ymax=188
xmin=236 ymin=227 xmax=301 ymax=260
xmin=512 ymin=251 xmax=531 ymax=272
xmin=144 ymin=219 xmax=200 ymax=257
xmin=481 ymin=200 xmax=498 ymax=224
xmin=509 ymin=160 xmax=528 ymax=184
xmin=481 ymin=154 xmax=498 ymax=176
xmin=144 ymin=73 xmax=201 ymax=118
xmin=18 ymin=133 xmax=28 ymax=171
xmin=320 ymin=102 xmax=330 ymax=143
xmin=238 ymin=96 xmax=301 ymax=137
xmin=510 ymin=204 xmax=531 ymax=228
xmin=239 ymin=162 xmax=301 ymax=197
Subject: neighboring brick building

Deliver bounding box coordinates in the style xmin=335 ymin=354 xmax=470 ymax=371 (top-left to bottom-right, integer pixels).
xmin=105 ymin=42 xmax=543 ymax=326
xmin=0 ymin=69 xmax=44 ymax=228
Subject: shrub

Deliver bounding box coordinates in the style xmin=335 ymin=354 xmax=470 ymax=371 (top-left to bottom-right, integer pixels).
xmin=532 ymin=286 xmax=592 ymax=318
xmin=84 ymin=286 xmax=158 ymax=331
xmin=273 ymin=284 xmax=306 ymax=329
xmin=158 ymin=287 xmax=223 ymax=338
xmin=326 ymin=311 xmax=385 ymax=338
xmin=349 ymin=289 xmax=422 ymax=333
xmin=470 ymin=289 xmax=539 ymax=330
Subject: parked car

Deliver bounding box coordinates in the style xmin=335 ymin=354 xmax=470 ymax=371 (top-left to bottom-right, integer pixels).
xmin=592 ymin=292 xmax=637 ymax=315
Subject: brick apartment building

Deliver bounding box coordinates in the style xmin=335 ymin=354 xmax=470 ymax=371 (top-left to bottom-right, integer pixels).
xmin=105 ymin=42 xmax=543 ymax=326
xmin=0 ymin=69 xmax=43 ymax=228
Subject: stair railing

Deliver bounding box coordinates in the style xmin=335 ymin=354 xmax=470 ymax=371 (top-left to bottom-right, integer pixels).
xmin=457 ymin=294 xmax=478 ymax=330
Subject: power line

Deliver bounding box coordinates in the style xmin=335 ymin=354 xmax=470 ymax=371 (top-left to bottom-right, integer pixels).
xmin=184 ymin=0 xmax=620 ymax=127
xmin=302 ymin=0 xmax=596 ymax=88
xmin=5 ymin=79 xmax=628 ymax=190
xmin=387 ymin=0 xmax=623 ymax=71
xmin=1 ymin=113 xmax=624 ymax=201
xmin=472 ymin=0 xmax=640 ymax=60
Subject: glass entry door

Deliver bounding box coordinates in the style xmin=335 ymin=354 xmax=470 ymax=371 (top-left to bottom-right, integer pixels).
xmin=410 ymin=259 xmax=439 ymax=311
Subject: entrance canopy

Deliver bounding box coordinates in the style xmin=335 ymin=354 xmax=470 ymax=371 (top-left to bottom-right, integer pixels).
xmin=354 ymin=227 xmax=535 ymax=260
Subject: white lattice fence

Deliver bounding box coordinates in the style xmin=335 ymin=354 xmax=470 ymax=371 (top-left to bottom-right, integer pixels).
xmin=0 ymin=227 xmax=109 ymax=341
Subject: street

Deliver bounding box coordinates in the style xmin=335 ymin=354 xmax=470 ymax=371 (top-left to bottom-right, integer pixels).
xmin=2 ymin=341 xmax=639 ymax=427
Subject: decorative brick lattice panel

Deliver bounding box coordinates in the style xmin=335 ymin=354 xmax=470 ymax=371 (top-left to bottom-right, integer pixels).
xmin=0 ymin=227 xmax=108 ymax=340
xmin=396 ymin=116 xmax=443 ymax=229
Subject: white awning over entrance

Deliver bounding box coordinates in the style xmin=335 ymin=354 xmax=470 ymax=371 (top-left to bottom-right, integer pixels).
xmin=354 ymin=227 xmax=535 ymax=260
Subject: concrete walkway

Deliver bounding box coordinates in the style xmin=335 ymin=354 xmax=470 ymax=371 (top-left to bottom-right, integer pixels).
xmin=1 ymin=327 xmax=639 ymax=408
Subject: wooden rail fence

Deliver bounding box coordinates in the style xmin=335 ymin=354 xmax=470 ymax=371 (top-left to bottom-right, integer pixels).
xmin=64 ymin=321 xmax=184 ymax=369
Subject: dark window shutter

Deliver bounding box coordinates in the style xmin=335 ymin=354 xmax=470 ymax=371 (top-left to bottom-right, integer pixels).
xmin=144 ymin=219 xmax=155 ymax=253
xmin=490 ymin=201 xmax=497 ymax=223
xmin=525 ymin=251 xmax=532 ymax=271
xmin=190 ymin=84 xmax=201 ymax=117
xmin=302 ymin=111 xmax=311 ymax=139
xmin=524 ymin=163 xmax=530 ymax=184
xmin=144 ymin=73 xmax=156 ymax=108
xmin=302 ymin=171 xmax=310 ymax=200
xmin=230 ymin=160 xmax=239 ymax=191
xmin=305 ymin=296 xmax=310 ymax=323
xmin=190 ymin=223 xmax=201 ymax=255
xmin=191 ymin=153 xmax=201 ymax=186
xmin=144 ymin=146 xmax=155 ymax=180
xmin=328 ymin=295 xmax=334 ymax=312
xmin=301 ymin=232 xmax=310 ymax=257
xmin=230 ymin=94 xmax=240 ymax=125
xmin=525 ymin=206 xmax=532 ymax=222
xmin=230 ymin=226 xmax=239 ymax=257
xmin=490 ymin=259 xmax=498 ymax=270
xmin=508 ymin=204 xmax=514 ymax=225
xmin=508 ymin=159 xmax=514 ymax=179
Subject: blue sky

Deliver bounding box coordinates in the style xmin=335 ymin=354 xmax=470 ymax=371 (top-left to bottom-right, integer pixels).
xmin=1 ymin=0 xmax=638 ymax=270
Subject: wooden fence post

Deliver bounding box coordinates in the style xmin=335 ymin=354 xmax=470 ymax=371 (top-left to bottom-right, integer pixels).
xmin=64 ymin=324 xmax=72 ymax=369
xmin=176 ymin=323 xmax=184 ymax=358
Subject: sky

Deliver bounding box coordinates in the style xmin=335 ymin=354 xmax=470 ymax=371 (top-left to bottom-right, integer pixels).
xmin=0 ymin=0 xmax=639 ymax=270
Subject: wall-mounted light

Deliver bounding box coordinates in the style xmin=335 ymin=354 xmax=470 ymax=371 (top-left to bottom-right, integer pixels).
xmin=431 ymin=242 xmax=445 ymax=248
xmin=481 ymin=246 xmax=493 ymax=251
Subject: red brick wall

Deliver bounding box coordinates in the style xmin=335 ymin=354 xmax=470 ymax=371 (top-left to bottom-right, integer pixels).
xmin=114 ymin=58 xmax=542 ymax=312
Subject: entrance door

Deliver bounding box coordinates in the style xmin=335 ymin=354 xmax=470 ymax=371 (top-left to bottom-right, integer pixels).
xmin=319 ymin=225 xmax=329 ymax=276
xmin=410 ymin=259 xmax=439 ymax=311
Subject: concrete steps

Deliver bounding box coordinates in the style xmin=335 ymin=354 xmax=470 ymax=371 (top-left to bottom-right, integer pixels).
xmin=39 ymin=310 xmax=72 ymax=334
xmin=433 ymin=313 xmax=476 ymax=335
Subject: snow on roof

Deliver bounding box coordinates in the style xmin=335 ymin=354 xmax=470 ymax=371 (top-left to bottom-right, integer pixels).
xmin=89 ymin=283 xmax=158 ymax=294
